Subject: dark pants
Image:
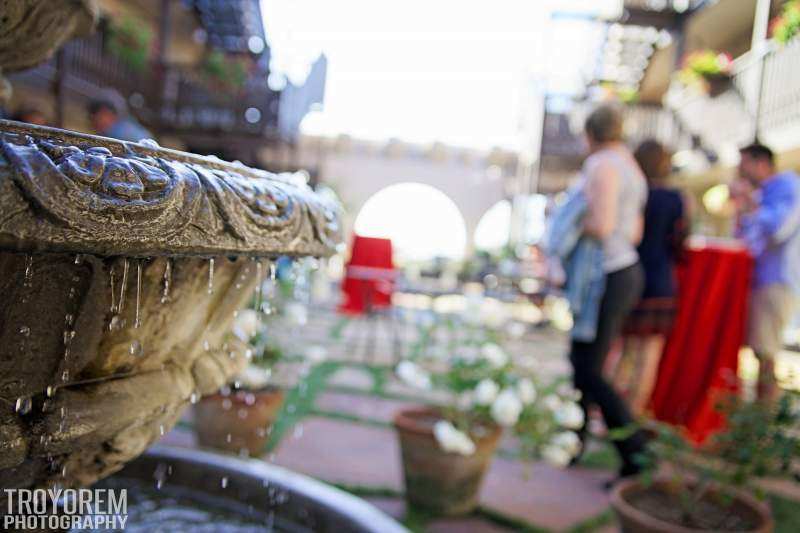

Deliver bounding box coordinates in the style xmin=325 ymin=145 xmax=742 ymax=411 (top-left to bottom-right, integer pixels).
xmin=570 ymin=262 xmax=646 ymax=472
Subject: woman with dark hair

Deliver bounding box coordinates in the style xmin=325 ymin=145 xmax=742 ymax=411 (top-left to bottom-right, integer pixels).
xmin=612 ymin=139 xmax=689 ymax=415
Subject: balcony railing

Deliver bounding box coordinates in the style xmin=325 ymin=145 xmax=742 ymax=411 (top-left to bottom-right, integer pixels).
xmin=8 ymin=31 xmax=313 ymax=141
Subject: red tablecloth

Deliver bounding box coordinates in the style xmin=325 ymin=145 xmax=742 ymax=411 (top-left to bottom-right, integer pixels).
xmin=339 ymin=235 xmax=395 ymax=315
xmin=649 ymin=244 xmax=753 ymax=444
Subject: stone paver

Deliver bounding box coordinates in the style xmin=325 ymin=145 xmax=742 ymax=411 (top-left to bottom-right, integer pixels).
xmin=480 ymin=458 xmax=612 ymax=532
xmin=316 ymin=391 xmax=416 ymax=424
xmin=326 ymin=366 xmax=375 ymax=390
xmin=269 ymin=417 xmax=403 ymax=490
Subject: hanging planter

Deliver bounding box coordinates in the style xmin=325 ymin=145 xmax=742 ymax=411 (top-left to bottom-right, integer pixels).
xmin=677 ymin=50 xmax=733 ymax=97
xmin=201 ymin=50 xmax=250 ymax=94
xmin=771 ymin=0 xmax=800 ymax=45
xmin=107 ymin=16 xmax=153 ymax=71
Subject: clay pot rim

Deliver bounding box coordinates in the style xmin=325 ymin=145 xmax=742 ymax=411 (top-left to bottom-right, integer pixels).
xmin=393 ymin=406 xmax=501 ymax=442
xmin=203 ymin=385 xmax=284 ymax=402
xmin=610 ymin=477 xmax=773 ymax=533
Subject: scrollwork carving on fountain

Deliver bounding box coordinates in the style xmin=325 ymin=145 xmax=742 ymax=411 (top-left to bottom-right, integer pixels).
xmin=0 ymin=121 xmax=343 ymax=494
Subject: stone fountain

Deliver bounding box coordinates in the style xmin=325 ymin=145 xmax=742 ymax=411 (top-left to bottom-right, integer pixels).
xmin=0 ymin=5 xmax=411 ymax=532
xmin=0 ymin=119 xmax=342 ymax=494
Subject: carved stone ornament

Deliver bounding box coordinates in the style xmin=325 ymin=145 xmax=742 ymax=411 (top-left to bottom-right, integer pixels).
xmin=0 ymin=120 xmax=343 ymax=257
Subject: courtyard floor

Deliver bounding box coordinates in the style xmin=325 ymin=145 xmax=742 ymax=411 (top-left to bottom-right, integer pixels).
xmin=159 ymin=303 xmax=800 ymax=532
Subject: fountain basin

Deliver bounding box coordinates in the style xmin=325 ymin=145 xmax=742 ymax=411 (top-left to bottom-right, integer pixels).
xmin=0 ymin=120 xmax=342 ymax=494
xmin=98 ymin=445 xmax=408 ymax=533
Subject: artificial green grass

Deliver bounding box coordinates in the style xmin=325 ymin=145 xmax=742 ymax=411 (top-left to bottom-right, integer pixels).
xmin=770 ymin=493 xmax=800 ymax=533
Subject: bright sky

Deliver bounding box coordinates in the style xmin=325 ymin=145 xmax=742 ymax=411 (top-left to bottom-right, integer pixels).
xmin=262 ymin=0 xmax=617 ymax=150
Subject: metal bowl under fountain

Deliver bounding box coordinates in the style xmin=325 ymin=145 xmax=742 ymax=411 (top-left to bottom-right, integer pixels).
xmin=94 ymin=446 xmax=407 ymax=533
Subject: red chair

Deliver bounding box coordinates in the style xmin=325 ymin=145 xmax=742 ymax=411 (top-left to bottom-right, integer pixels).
xmin=338 ymin=234 xmax=399 ymax=362
xmin=339 ymin=235 xmax=396 ymax=315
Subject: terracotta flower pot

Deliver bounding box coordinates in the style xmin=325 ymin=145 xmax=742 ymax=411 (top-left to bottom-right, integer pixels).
xmin=393 ymin=407 xmax=502 ymax=516
xmin=194 ymin=386 xmax=285 ymax=456
xmin=610 ymin=478 xmax=773 ymax=533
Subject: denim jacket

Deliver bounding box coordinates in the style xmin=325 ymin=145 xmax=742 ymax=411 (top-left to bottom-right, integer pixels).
xmin=544 ymin=187 xmax=606 ymax=342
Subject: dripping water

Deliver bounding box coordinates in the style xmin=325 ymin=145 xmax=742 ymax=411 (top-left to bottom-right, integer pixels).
xmin=134 ymin=261 xmax=142 ymax=329
xmin=118 ymin=259 xmax=130 ymax=314
xmin=161 ymin=259 xmax=172 ymax=304
xmin=207 ymin=258 xmax=215 ymax=294
xmin=109 ymin=264 xmax=117 ymax=313
xmin=23 ymin=254 xmax=33 ymax=285
xmin=254 ymin=259 xmax=264 ymax=312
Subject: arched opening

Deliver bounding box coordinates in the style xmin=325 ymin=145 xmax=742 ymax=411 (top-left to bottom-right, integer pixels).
xmin=354 ymin=183 xmax=467 ymax=262
xmin=473 ymin=195 xmax=548 ymax=252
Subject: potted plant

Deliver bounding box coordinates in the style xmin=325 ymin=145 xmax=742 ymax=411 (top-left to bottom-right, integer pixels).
xmin=194 ymin=308 xmax=285 ymax=456
xmin=772 ymin=0 xmax=800 ymax=46
xmin=610 ymin=393 xmax=800 ymax=532
xmin=201 ymin=50 xmax=250 ymax=94
xmin=392 ymin=322 xmax=585 ymax=516
xmin=106 ymin=16 xmax=153 ymax=71
xmin=677 ymin=50 xmax=734 ymax=97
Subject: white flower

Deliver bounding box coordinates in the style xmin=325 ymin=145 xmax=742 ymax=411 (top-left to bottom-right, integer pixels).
xmin=284 ymin=302 xmax=308 ymax=326
xmin=517 ymin=379 xmax=537 ymax=405
xmin=481 ymin=343 xmax=509 ymax=368
xmin=554 ymin=401 xmax=585 ymax=430
xmin=491 ymin=388 xmax=523 ymax=427
xmin=549 ymin=431 xmax=582 ymax=456
xmin=396 ymin=361 xmax=431 ymax=390
xmin=234 ymin=365 xmax=271 ymax=390
xmin=473 ymin=379 xmax=500 ymax=405
xmin=557 ymin=382 xmax=582 ymax=402
xmin=305 ymin=345 xmax=327 ymax=363
xmin=232 ymin=309 xmax=261 ymax=342
xmin=433 ymin=420 xmax=476 ymax=456
xmin=542 ymin=395 xmax=562 ymax=412
xmin=506 ymin=321 xmax=527 ymax=339
xmin=541 ymin=444 xmax=572 ymax=467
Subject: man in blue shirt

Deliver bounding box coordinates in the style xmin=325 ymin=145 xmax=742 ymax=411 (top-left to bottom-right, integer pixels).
xmin=87 ymin=97 xmax=153 ymax=143
xmin=737 ymin=143 xmax=800 ymax=401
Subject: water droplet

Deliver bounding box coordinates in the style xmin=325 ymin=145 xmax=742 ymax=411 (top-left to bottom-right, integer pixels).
xmin=46 ymin=385 xmax=56 ymax=397
xmin=74 ymin=254 xmax=83 ymax=265
xmin=15 ymin=396 xmax=32 ymax=415
xmin=269 ymin=261 xmax=276 ymax=281
xmin=255 ymin=259 xmax=264 ymax=311
xmin=61 ymin=370 xmax=69 ymax=382
xmin=19 ymin=326 xmax=30 ymax=336
xmin=189 ymin=392 xmax=199 ymax=404
xmin=208 ymin=258 xmax=215 ymax=294
xmin=225 ymin=433 xmax=232 ymax=443
xmin=109 ymin=315 xmax=125 ymax=331
xmin=221 ymin=477 xmax=228 ymax=488
xmin=63 ymin=330 xmax=75 ymax=345
xmin=65 ymin=314 xmax=74 ymax=327
xmin=129 ymin=340 xmax=143 ymax=357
